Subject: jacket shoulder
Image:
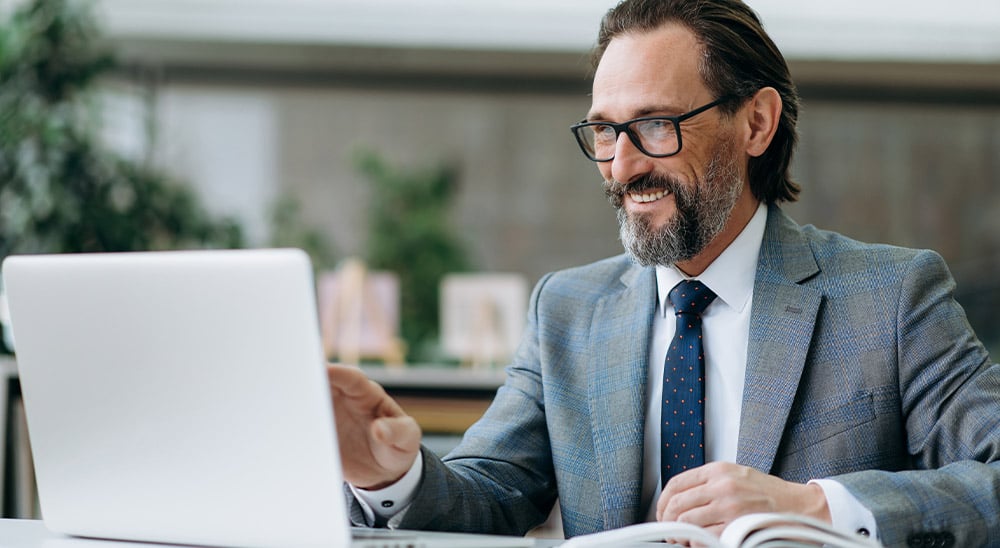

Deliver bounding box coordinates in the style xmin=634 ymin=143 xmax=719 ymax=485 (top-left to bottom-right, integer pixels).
xmin=537 ymin=254 xmax=644 ymax=300
xmin=768 ymin=205 xmax=936 ymax=280
xmin=798 ymin=222 xmax=938 ymax=276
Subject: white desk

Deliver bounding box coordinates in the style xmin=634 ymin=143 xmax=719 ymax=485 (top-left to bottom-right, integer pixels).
xmin=0 ymin=519 xmax=169 ymax=547
xmin=0 ymin=519 xmax=563 ymax=547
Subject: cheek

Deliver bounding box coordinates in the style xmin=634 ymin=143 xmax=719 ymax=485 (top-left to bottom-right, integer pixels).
xmin=597 ymin=162 xmax=613 ymax=182
xmin=653 ymin=159 xmax=699 ymax=186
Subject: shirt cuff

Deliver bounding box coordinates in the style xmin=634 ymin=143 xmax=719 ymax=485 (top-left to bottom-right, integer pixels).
xmin=809 ymin=478 xmax=878 ymax=540
xmin=349 ymin=455 xmax=423 ymax=526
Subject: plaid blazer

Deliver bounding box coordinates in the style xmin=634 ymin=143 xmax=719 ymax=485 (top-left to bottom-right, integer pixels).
xmin=374 ymin=205 xmax=1000 ymax=547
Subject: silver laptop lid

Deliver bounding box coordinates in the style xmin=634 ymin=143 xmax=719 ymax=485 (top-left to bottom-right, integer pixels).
xmin=3 ymin=249 xmax=350 ymax=547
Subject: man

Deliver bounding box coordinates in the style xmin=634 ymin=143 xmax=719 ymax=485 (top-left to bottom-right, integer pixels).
xmin=328 ymin=1 xmax=1000 ymax=546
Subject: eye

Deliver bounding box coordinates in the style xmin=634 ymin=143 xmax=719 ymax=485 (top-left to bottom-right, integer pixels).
xmin=590 ymin=124 xmax=617 ymax=142
xmin=636 ymin=119 xmax=675 ymax=139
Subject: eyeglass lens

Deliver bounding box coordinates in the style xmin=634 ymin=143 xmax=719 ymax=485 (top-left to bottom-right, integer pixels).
xmin=578 ymin=119 xmax=680 ymax=161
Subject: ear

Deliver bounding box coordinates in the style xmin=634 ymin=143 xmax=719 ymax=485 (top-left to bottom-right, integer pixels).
xmin=743 ymin=86 xmax=782 ymax=158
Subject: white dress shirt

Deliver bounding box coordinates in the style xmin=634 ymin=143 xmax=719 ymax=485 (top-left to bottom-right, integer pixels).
xmin=640 ymin=202 xmax=764 ymax=517
xmin=355 ymin=202 xmax=876 ymax=537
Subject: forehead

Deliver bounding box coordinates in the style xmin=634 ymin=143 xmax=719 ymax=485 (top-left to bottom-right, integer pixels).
xmin=590 ymin=23 xmax=709 ymax=118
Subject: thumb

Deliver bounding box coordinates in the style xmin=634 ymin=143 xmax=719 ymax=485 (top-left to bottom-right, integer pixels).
xmin=371 ymin=415 xmax=422 ymax=472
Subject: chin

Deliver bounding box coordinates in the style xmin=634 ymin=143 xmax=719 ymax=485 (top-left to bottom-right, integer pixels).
xmin=626 ymin=206 xmax=676 ymax=232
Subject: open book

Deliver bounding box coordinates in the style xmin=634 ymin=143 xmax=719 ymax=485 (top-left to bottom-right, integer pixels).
xmin=560 ymin=513 xmax=883 ymax=548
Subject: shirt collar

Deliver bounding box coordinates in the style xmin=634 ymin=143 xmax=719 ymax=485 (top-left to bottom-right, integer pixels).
xmin=655 ymin=201 xmax=768 ymax=317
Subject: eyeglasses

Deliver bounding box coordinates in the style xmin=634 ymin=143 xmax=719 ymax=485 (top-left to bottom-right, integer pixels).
xmin=570 ymin=96 xmax=735 ymax=162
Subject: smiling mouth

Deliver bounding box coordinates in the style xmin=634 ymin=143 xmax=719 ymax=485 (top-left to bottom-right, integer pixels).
xmin=628 ymin=189 xmax=671 ymax=203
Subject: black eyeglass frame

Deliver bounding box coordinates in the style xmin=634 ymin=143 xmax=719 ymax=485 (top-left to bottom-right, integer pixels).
xmin=570 ymin=95 xmax=737 ymax=162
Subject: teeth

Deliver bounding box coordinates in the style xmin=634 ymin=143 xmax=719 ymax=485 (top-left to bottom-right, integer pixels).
xmin=629 ymin=190 xmax=665 ymax=203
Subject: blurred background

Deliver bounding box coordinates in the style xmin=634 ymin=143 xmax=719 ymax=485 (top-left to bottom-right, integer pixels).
xmin=1 ymin=0 xmax=998 ymax=525
xmin=1 ymin=0 xmax=998 ymax=357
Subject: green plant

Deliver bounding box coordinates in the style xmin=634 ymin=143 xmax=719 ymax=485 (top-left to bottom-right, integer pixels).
xmin=268 ymin=192 xmax=337 ymax=271
xmin=356 ymin=150 xmax=471 ymax=362
xmin=0 ymin=0 xmax=243 ymax=258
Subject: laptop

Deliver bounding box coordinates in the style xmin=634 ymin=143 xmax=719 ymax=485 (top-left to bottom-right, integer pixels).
xmin=2 ymin=249 xmax=537 ymax=548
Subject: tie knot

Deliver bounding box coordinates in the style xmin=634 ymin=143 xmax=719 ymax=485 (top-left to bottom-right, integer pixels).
xmin=669 ymin=280 xmax=717 ymax=316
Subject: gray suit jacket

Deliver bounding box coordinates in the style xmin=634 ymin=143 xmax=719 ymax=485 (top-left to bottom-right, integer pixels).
xmin=363 ymin=205 xmax=1000 ymax=547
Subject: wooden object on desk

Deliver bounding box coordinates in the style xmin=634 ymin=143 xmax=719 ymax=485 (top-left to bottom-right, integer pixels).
xmin=317 ymin=259 xmax=405 ymax=366
xmin=440 ymin=273 xmax=528 ymax=369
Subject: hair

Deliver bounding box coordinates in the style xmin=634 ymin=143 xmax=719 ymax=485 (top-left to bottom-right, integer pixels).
xmin=593 ymin=0 xmax=801 ymax=203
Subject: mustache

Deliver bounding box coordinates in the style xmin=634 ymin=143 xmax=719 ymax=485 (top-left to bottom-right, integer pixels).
xmin=602 ymin=173 xmax=686 ymax=206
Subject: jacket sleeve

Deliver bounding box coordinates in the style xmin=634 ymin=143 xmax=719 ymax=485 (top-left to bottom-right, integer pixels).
xmin=388 ymin=273 xmax=560 ymax=535
xmin=832 ymin=249 xmax=1000 ymax=548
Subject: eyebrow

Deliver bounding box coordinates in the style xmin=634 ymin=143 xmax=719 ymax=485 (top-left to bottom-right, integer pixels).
xmin=586 ymin=104 xmax=688 ymax=122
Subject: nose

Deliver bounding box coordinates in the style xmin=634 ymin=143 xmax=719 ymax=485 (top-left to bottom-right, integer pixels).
xmin=607 ymin=131 xmax=653 ymax=185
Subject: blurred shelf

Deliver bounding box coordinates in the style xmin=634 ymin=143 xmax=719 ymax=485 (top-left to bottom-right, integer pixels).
xmin=361 ymin=364 xmax=506 ymax=391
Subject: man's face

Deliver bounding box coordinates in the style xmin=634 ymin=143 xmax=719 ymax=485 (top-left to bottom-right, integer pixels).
xmin=588 ymin=24 xmax=751 ymax=267
xmin=603 ymin=137 xmax=743 ymax=267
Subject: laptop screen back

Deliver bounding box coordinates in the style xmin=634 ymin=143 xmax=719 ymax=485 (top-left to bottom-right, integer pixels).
xmin=3 ymin=249 xmax=350 ymax=547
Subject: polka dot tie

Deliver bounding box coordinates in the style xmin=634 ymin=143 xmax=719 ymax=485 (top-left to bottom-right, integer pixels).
xmin=661 ymin=280 xmax=716 ymax=487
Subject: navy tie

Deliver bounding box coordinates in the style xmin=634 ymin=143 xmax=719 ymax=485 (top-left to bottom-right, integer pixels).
xmin=661 ymin=280 xmax=716 ymax=487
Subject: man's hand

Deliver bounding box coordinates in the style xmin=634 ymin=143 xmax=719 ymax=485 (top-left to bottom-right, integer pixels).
xmin=656 ymin=462 xmax=831 ymax=536
xmin=327 ymin=364 xmax=422 ymax=490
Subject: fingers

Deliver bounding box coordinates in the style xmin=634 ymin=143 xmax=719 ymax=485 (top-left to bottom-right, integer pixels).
xmin=658 ymin=481 xmax=713 ymax=522
xmin=664 ymin=463 xmax=713 ymax=495
xmin=657 ymin=463 xmax=831 ymax=533
xmin=657 ymin=466 xmax=711 ymax=521
xmin=327 ymin=363 xmax=406 ymax=418
xmin=657 ymin=463 xmax=758 ymax=527
xmin=373 ymin=415 xmax=422 ymax=453
xmin=327 ymin=363 xmax=372 ymax=397
xmin=326 ymin=363 xmax=422 ymax=488
xmin=371 ymin=415 xmax=422 ymax=474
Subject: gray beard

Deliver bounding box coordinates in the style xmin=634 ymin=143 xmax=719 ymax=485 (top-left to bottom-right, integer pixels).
xmin=608 ymin=142 xmax=743 ymax=267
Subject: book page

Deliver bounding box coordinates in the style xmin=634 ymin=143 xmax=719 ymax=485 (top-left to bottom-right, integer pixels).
xmin=720 ymin=513 xmax=883 ymax=548
xmin=560 ymin=521 xmax=723 ymax=548
xmin=558 ymin=514 xmax=882 ymax=548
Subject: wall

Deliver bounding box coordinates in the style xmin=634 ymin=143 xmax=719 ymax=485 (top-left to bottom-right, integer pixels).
xmin=109 ymin=46 xmax=1000 ymax=354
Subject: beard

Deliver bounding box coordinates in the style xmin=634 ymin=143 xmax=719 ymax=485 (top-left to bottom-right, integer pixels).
xmin=602 ymin=138 xmax=744 ymax=267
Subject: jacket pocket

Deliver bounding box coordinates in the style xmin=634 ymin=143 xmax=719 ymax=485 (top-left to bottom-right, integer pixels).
xmin=779 ymin=390 xmax=876 ymax=457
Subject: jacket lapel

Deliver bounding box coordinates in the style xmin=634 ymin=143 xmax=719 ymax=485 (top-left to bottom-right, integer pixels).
xmin=586 ymin=264 xmax=656 ymax=530
xmin=737 ymin=205 xmax=822 ymax=473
